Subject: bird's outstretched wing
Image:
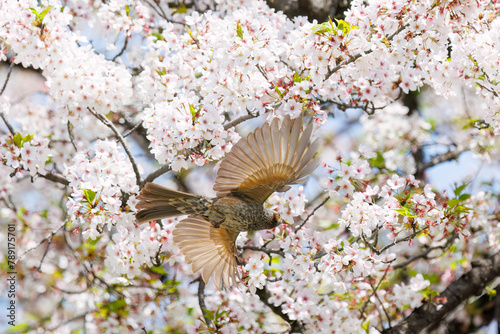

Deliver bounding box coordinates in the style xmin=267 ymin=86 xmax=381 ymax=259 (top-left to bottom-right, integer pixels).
xmin=213 ymin=115 xmax=320 ymax=204
xmin=172 ymin=216 xmax=240 ymax=289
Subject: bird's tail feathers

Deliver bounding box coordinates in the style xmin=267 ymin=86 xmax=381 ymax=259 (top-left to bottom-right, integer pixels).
xmin=135 ymin=183 xmax=208 ymax=224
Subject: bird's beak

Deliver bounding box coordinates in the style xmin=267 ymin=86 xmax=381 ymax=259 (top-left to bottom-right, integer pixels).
xmin=281 ymin=219 xmax=290 ymax=225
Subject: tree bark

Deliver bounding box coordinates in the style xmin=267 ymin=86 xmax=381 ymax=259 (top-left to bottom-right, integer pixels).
xmin=383 ymin=252 xmax=500 ymax=334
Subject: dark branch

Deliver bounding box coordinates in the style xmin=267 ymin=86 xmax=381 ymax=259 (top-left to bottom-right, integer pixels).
xmin=239 ymin=244 xmax=285 ymax=258
xmin=196 ymin=278 xmax=214 ymax=329
xmin=325 ymin=23 xmax=409 ymax=81
xmin=0 ymin=60 xmax=14 ymax=95
xmin=0 ymin=61 xmax=16 ymax=135
xmin=419 ymin=149 xmax=464 ymax=172
xmin=296 ymin=196 xmax=330 ymax=230
xmin=142 ymin=164 xmax=172 ymax=187
xmin=39 ymin=171 xmax=70 ymax=186
xmin=67 ymin=121 xmax=78 ymax=151
xmin=89 ymin=108 xmax=142 ymax=187
xmin=223 ymin=114 xmax=256 ymax=130
xmin=256 ymin=286 xmax=305 ymax=333
xmin=383 ymin=251 xmax=500 ymax=334
xmin=112 ymin=35 xmax=129 ymax=61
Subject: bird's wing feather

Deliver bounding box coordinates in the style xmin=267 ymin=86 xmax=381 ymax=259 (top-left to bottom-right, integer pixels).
xmin=213 ymin=115 xmax=320 ymax=203
xmin=172 ymin=216 xmax=240 ymax=290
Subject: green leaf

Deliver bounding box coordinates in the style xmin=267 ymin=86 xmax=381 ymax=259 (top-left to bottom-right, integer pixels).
xmin=274 ymin=84 xmax=283 ymax=98
xmin=202 ymin=308 xmax=214 ymax=321
xmin=369 ymin=152 xmax=385 ymax=168
xmin=149 ymin=266 xmax=168 ymax=275
xmin=454 ymin=205 xmax=473 ymax=213
xmin=394 ymin=207 xmax=417 ymax=218
xmin=311 ymin=22 xmax=333 ymax=34
xmin=458 ymin=194 xmax=471 ymax=201
xmin=7 ymin=323 xmax=30 ymax=333
xmin=155 ymin=68 xmax=166 ymax=76
xmin=23 ymin=134 xmax=34 ymax=144
xmin=361 ymin=320 xmax=370 ymax=332
xmin=82 ymin=188 xmax=96 ymax=203
xmin=12 ymin=133 xmax=23 ymax=148
xmin=29 ymin=8 xmax=40 ymax=18
xmin=447 ymin=199 xmax=459 ymax=208
xmin=189 ymin=103 xmax=197 ymax=122
xmin=172 ymin=3 xmax=187 ymax=14
xmin=151 ymin=33 xmax=165 ymax=41
xmin=453 ymin=184 xmax=468 ymax=196
xmin=108 ymin=299 xmax=127 ymax=312
xmin=335 ymin=19 xmax=359 ymax=35
xmin=292 ymin=72 xmax=302 ymax=83
xmin=215 ymin=308 xmax=228 ymax=319
xmin=38 ymin=6 xmax=53 ymax=21
xmin=236 ymin=22 xmax=243 ymax=39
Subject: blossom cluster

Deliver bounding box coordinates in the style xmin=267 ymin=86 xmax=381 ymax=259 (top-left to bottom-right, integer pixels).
xmin=0 ymin=132 xmax=51 ymax=176
xmin=64 ymin=139 xmax=138 ymax=239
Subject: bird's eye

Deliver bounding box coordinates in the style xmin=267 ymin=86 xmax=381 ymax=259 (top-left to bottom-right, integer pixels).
xmin=273 ymin=213 xmax=280 ymax=222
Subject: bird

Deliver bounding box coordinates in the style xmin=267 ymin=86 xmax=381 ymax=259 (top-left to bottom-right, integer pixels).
xmin=135 ymin=114 xmax=320 ymax=289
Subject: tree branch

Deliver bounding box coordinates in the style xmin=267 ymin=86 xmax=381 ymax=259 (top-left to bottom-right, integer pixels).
xmin=419 ymin=149 xmax=465 ymax=172
xmin=223 ymin=113 xmax=256 ymax=130
xmin=89 ymin=108 xmax=142 ymax=187
xmin=325 ymin=23 xmax=409 ymax=81
xmin=296 ymin=195 xmax=330 ymax=231
xmin=142 ymin=163 xmax=172 ymax=187
xmin=256 ymin=286 xmax=305 ymax=333
xmin=16 ymin=221 xmax=66 ymax=264
xmin=39 ymin=171 xmax=70 ymax=186
xmin=0 ymin=61 xmax=16 ymax=135
xmin=383 ymin=251 xmax=500 ymax=334
xmin=196 ymin=278 xmax=214 ymax=329
xmin=239 ymin=244 xmax=285 ymax=258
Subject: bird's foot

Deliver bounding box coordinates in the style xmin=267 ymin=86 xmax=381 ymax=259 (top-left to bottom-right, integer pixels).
xmin=210 ymin=213 xmax=226 ymax=228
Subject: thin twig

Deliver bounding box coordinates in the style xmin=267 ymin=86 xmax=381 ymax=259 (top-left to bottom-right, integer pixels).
xmin=239 ymin=244 xmax=285 ymax=258
xmin=377 ymin=228 xmax=426 ymax=255
xmin=0 ymin=60 xmax=15 ymax=95
xmin=67 ymin=120 xmax=78 ymax=151
xmin=0 ymin=112 xmax=15 ymax=135
xmin=48 ymin=312 xmax=90 ymax=332
xmin=392 ymin=234 xmax=457 ymax=270
xmin=88 ymin=108 xmax=142 ymax=187
xmin=223 ymin=113 xmax=256 ymax=130
xmin=392 ymin=247 xmax=436 ymax=270
xmin=360 ymin=263 xmax=393 ymax=327
xmin=112 ymin=35 xmax=129 ymax=61
xmin=0 ymin=61 xmax=16 ymax=135
xmin=325 ymin=23 xmax=409 ymax=81
xmin=16 ymin=221 xmax=66 ymax=264
xmin=36 ymin=234 xmax=53 ymax=272
xmin=123 ymin=121 xmax=143 ymax=138
xmin=369 ymin=271 xmax=393 ymax=328
xmin=296 ymin=196 xmax=330 ymax=230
